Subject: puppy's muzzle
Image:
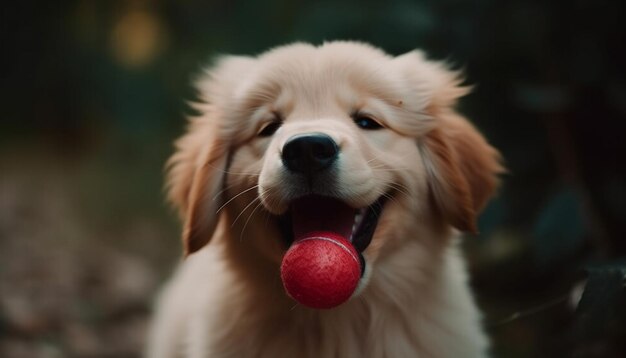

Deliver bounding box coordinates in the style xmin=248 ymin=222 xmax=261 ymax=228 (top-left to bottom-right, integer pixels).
xmin=281 ymin=133 xmax=338 ymax=177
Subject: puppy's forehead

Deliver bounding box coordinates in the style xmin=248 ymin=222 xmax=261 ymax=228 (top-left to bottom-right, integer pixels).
xmin=237 ymin=44 xmax=402 ymax=110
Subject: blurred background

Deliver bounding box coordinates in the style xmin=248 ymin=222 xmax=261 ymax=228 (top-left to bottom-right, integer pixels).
xmin=1 ymin=0 xmax=625 ymax=357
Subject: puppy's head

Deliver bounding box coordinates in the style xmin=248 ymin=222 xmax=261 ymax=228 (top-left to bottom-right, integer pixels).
xmin=166 ymin=42 xmax=502 ymax=295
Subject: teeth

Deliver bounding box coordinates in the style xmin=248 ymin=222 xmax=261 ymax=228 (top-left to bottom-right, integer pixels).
xmin=350 ymin=208 xmax=367 ymax=242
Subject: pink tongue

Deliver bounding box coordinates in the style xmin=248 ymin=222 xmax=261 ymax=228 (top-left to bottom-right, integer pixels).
xmin=291 ymin=197 xmax=355 ymax=241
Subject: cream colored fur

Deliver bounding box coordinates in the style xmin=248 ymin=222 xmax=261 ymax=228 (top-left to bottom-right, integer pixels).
xmin=146 ymin=41 xmax=502 ymax=358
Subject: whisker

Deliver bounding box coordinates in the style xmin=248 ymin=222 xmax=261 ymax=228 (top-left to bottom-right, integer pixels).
xmin=240 ymin=200 xmax=266 ymax=241
xmin=377 ymin=191 xmax=400 ymax=210
xmin=231 ymin=196 xmax=261 ymax=228
xmin=378 ymin=189 xmax=396 ymax=201
xmin=367 ymin=162 xmax=411 ymax=171
xmin=215 ymin=185 xmax=259 ymax=214
xmin=370 ymin=167 xmax=411 ymax=172
xmin=385 ymin=182 xmax=412 ymax=198
xmin=203 ymin=162 xmax=262 ymax=176
xmin=212 ymin=182 xmax=239 ymax=201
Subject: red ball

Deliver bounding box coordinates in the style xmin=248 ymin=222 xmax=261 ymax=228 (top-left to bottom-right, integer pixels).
xmin=280 ymin=231 xmax=361 ymax=309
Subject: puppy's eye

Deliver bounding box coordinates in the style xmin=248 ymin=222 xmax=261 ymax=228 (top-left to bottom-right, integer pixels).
xmin=352 ymin=113 xmax=383 ymax=130
xmin=258 ymin=121 xmax=282 ymax=137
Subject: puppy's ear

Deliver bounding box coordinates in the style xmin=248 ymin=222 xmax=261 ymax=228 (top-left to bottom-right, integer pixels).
xmin=166 ymin=56 xmax=255 ymax=255
xmin=396 ymin=51 xmax=503 ymax=232
xmin=420 ymin=113 xmax=503 ymax=233
xmin=165 ymin=108 xmax=228 ymax=256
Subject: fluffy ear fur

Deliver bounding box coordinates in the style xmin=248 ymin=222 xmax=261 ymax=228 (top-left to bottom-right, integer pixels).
xmin=420 ymin=113 xmax=503 ymax=233
xmin=396 ymin=51 xmax=503 ymax=232
xmin=165 ymin=56 xmax=255 ymax=255
xmin=165 ymin=106 xmax=228 ymax=255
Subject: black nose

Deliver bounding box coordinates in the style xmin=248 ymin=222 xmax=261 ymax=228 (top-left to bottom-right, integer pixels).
xmin=282 ymin=133 xmax=339 ymax=175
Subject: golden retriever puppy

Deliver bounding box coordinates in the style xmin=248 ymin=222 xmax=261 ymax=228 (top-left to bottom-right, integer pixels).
xmin=146 ymin=41 xmax=502 ymax=358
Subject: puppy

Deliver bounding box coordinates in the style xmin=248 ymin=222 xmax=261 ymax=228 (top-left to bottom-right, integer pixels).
xmin=146 ymin=41 xmax=502 ymax=358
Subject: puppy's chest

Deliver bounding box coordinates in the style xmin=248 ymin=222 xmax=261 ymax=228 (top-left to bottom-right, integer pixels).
xmin=202 ymin=295 xmax=489 ymax=358
xmin=206 ymin=310 xmax=423 ymax=358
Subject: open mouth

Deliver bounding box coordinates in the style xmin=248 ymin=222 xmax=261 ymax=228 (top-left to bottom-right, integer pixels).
xmin=277 ymin=195 xmax=386 ymax=273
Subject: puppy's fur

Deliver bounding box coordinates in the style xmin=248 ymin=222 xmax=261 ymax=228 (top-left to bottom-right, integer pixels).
xmin=146 ymin=42 xmax=502 ymax=358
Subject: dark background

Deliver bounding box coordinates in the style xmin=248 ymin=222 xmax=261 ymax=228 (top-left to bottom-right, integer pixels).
xmin=1 ymin=0 xmax=625 ymax=357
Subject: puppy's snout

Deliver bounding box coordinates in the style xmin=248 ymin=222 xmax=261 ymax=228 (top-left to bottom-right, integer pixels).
xmin=282 ymin=133 xmax=338 ymax=175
